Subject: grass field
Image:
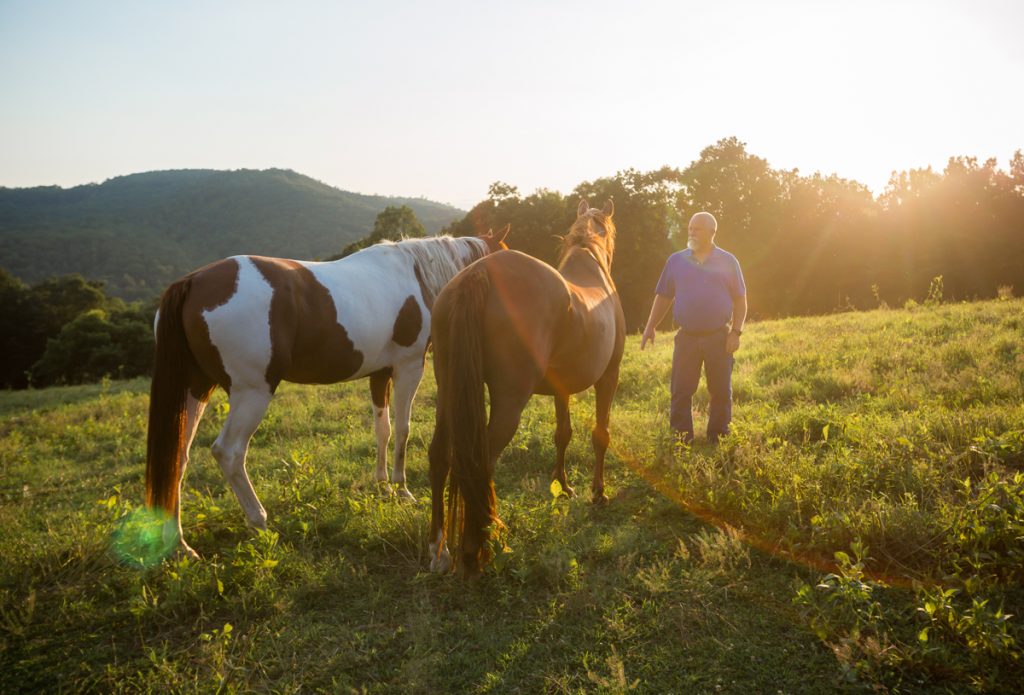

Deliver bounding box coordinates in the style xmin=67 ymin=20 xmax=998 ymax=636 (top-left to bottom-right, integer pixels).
xmin=1 ymin=298 xmax=1022 ymax=693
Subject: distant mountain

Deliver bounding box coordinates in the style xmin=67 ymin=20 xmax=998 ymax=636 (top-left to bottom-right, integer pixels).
xmin=0 ymin=169 xmax=464 ymax=301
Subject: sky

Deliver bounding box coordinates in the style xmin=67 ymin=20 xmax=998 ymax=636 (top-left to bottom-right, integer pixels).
xmin=1 ymin=0 xmax=1021 ymax=208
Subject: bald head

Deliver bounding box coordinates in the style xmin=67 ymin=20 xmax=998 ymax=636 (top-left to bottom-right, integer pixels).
xmin=687 ymin=211 xmax=718 ymax=252
xmin=689 ymin=212 xmax=718 ymax=233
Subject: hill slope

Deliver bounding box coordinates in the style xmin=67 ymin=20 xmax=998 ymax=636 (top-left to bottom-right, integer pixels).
xmin=0 ymin=169 xmax=463 ymax=300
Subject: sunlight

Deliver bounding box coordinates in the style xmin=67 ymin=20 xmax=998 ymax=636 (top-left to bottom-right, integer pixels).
xmin=110 ymin=507 xmax=179 ymax=569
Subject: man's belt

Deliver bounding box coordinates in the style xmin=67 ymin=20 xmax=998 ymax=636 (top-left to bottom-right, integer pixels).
xmin=677 ymin=326 xmax=729 ymax=337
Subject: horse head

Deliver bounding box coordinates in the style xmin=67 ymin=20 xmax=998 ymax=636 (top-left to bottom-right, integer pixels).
xmin=562 ymin=198 xmax=616 ymax=273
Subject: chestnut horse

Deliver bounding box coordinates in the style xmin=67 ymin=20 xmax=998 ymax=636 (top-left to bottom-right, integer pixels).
xmin=146 ymin=228 xmax=509 ymax=557
xmin=428 ymin=200 xmax=625 ymax=576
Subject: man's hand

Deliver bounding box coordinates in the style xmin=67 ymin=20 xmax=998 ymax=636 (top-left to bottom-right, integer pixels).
xmin=725 ymin=331 xmax=741 ymax=354
xmin=640 ymin=326 xmax=656 ymax=350
xmin=641 ymin=295 xmax=672 ymax=351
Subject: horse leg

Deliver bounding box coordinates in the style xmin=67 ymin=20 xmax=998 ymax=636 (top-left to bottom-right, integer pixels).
xmin=390 ymin=358 xmax=425 ymax=501
xmin=452 ymin=388 xmax=530 ymax=572
xmin=552 ymin=393 xmax=575 ymax=497
xmin=172 ymin=391 xmax=210 ymax=558
xmin=487 ymin=389 xmax=533 ymax=476
xmin=591 ymin=365 xmax=620 ymax=505
xmin=211 ymin=387 xmax=272 ymax=531
xmin=428 ymin=415 xmax=451 ymax=573
xmin=368 ymin=369 xmax=392 ymax=490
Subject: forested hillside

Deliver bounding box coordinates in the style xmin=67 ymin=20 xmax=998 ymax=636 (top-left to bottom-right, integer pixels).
xmin=0 ymin=169 xmax=463 ymax=300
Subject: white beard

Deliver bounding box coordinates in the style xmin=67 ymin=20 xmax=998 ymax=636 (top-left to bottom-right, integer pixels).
xmin=687 ymin=237 xmax=698 ymax=251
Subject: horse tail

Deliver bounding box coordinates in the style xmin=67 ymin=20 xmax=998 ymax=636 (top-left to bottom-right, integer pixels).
xmin=441 ymin=269 xmax=499 ymax=575
xmin=146 ymin=278 xmax=197 ymax=516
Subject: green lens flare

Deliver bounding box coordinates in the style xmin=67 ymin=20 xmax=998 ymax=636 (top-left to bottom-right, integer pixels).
xmin=110 ymin=508 xmax=178 ymax=568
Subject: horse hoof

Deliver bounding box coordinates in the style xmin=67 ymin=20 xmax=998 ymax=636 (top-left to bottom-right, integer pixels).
xmin=376 ymin=481 xmax=395 ymax=498
xmin=592 ymin=492 xmax=609 ymax=506
xmin=178 ymin=542 xmax=200 ymax=561
xmin=396 ymin=487 xmax=416 ymax=503
xmin=563 ymin=485 xmax=576 ymax=498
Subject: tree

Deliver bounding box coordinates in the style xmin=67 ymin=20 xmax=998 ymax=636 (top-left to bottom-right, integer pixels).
xmin=0 ymin=272 xmax=107 ymax=388
xmin=30 ymin=306 xmax=154 ymax=386
xmin=0 ymin=268 xmax=35 ymax=388
xmin=487 ymin=181 xmax=520 ymax=203
xmin=774 ymin=172 xmax=878 ymax=313
xmin=0 ymin=269 xmax=154 ymax=389
xmin=371 ymin=204 xmax=427 ymax=240
xmin=328 ymin=205 xmax=427 ymax=259
xmin=28 ymin=274 xmax=107 ymax=338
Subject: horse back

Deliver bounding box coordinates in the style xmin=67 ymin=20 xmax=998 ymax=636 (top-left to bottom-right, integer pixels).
xmin=180 ymin=252 xmax=428 ymax=393
xmin=435 ymin=251 xmax=579 ymax=393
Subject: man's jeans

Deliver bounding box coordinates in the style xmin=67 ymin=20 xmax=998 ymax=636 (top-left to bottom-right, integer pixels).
xmin=671 ymin=328 xmax=734 ymax=442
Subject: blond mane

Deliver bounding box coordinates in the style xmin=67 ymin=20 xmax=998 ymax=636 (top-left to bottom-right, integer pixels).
xmin=382 ymin=235 xmax=488 ymax=299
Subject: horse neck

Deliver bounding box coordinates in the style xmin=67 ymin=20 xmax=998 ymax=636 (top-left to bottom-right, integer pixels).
xmin=558 ymin=245 xmax=614 ymax=291
xmin=409 ymin=237 xmax=486 ymax=299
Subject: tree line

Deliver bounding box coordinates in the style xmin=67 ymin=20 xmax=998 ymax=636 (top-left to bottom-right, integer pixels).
xmin=3 ymin=138 xmax=1021 ymax=388
xmin=0 ymin=270 xmax=155 ymax=388
xmin=444 ymin=137 xmax=1024 ymax=331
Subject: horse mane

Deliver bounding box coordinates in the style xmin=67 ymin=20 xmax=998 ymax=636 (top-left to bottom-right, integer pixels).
xmin=558 ymin=209 xmax=616 ymax=280
xmin=383 ymin=235 xmax=489 ymax=298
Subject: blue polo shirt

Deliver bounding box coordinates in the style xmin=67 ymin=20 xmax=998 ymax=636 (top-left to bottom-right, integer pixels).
xmin=654 ymin=246 xmax=746 ymax=332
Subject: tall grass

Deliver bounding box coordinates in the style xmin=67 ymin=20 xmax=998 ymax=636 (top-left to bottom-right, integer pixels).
xmin=1 ymin=298 xmax=1022 ymax=692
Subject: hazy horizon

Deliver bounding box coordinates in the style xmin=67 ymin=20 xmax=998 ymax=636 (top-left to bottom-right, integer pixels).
xmin=2 ymin=1 xmax=1021 ymax=208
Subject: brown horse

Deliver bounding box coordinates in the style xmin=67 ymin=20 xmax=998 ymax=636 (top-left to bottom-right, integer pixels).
xmin=427 ymin=199 xmax=625 ymax=576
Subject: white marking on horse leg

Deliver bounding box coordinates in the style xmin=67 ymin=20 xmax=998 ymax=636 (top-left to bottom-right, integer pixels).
xmin=429 ymin=528 xmax=452 ymax=573
xmin=391 ymin=360 xmax=424 ymax=501
xmin=373 ymin=403 xmax=391 ymax=483
xmin=211 ymin=387 xmax=272 ymax=531
xmin=174 ymin=392 xmax=207 ymax=558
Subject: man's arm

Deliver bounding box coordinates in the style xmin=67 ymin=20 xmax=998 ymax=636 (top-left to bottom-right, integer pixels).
xmin=640 ymin=294 xmax=673 ymax=350
xmin=725 ymin=294 xmax=747 ymax=354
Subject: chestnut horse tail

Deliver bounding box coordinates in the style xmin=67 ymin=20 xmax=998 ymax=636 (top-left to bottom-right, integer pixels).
xmin=146 ymin=278 xmax=197 ymax=516
xmin=442 ymin=269 xmax=498 ymax=574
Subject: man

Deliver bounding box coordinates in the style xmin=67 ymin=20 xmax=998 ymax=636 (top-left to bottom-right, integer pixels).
xmin=640 ymin=212 xmax=747 ymax=444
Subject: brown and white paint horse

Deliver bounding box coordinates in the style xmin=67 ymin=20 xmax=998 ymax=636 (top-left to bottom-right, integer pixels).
xmin=428 ymin=200 xmax=625 ymax=576
xmin=146 ymin=228 xmax=509 ymax=557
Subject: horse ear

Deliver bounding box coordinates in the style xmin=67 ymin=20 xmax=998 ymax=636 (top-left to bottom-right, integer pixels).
xmin=602 ymin=199 xmax=614 ymax=217
xmin=480 ymin=224 xmax=511 ymax=252
xmin=494 ymin=223 xmax=511 ymax=246
xmin=577 ymin=199 xmax=589 ymax=218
